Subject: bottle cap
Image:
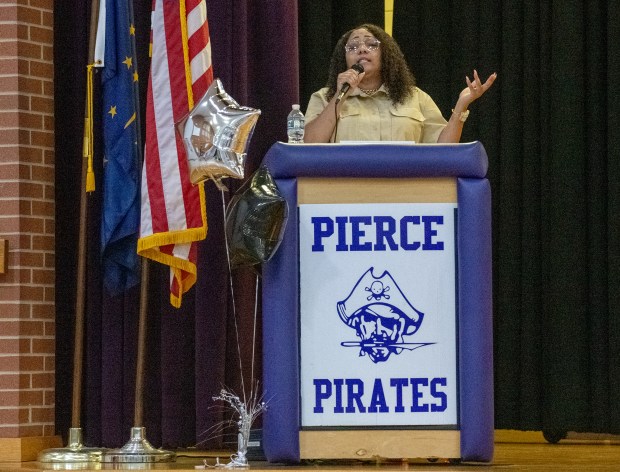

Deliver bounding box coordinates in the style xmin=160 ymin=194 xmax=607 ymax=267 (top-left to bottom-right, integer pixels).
xmin=292 ymin=104 xmax=300 ymax=110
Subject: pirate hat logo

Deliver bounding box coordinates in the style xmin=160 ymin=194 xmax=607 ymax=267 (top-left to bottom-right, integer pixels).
xmin=337 ymin=267 xmax=433 ymax=363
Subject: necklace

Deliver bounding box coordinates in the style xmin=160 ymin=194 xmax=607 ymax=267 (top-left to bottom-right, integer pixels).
xmin=359 ymin=86 xmax=381 ymax=96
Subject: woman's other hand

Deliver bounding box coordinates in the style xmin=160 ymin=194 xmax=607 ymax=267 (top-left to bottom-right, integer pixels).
xmin=459 ymin=70 xmax=497 ymax=105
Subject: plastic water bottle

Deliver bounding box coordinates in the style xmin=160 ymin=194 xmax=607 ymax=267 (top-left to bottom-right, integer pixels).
xmin=287 ymin=104 xmax=305 ymax=143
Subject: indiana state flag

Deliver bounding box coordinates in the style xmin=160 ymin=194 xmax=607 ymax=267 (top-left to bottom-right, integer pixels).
xmin=100 ymin=0 xmax=141 ymax=294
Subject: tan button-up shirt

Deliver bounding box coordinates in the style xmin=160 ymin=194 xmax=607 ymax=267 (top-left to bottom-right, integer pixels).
xmin=305 ymin=85 xmax=447 ymax=143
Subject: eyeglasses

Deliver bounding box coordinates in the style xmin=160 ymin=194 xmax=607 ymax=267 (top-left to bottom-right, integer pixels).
xmin=344 ymin=38 xmax=381 ymax=54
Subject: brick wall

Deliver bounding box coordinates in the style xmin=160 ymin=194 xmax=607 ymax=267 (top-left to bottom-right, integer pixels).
xmin=0 ymin=0 xmax=56 ymax=440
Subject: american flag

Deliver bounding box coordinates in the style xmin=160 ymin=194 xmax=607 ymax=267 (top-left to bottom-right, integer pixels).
xmin=138 ymin=0 xmax=214 ymax=308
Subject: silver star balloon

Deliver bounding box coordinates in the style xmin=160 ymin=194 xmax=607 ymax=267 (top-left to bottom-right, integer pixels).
xmin=176 ymin=79 xmax=261 ymax=188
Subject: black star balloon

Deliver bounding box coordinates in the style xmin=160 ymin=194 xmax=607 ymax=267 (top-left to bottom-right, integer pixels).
xmin=225 ymin=166 xmax=288 ymax=269
xmin=176 ymin=78 xmax=261 ymax=188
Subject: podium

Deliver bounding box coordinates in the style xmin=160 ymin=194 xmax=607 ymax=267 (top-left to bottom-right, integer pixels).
xmin=261 ymin=142 xmax=493 ymax=463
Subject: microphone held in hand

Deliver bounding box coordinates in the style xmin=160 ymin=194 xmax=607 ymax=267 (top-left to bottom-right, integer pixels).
xmin=335 ymin=62 xmax=365 ymax=103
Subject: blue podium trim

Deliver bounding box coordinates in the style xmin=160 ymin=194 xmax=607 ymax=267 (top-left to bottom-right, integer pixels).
xmin=262 ymin=178 xmax=300 ymax=463
xmin=458 ymin=178 xmax=494 ymax=463
xmin=261 ymin=143 xmax=493 ymax=463
xmin=262 ymin=142 xmax=488 ymax=179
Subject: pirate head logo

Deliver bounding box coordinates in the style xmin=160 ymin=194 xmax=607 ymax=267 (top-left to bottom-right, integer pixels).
xmin=337 ymin=267 xmax=433 ymax=363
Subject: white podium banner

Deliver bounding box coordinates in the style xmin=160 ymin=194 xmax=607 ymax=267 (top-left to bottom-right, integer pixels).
xmin=299 ymin=202 xmax=458 ymax=427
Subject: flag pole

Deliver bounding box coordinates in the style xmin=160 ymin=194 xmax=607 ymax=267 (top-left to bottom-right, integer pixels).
xmin=99 ymin=0 xmax=173 ymax=462
xmin=38 ymin=0 xmax=107 ymax=462
xmin=134 ymin=258 xmax=148 ymax=428
xmin=101 ymin=257 xmax=175 ymax=463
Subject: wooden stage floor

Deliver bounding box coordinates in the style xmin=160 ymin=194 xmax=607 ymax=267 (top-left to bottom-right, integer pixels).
xmin=2 ymin=432 xmax=620 ymax=472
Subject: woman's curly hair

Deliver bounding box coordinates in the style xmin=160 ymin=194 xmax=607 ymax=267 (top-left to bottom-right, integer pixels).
xmin=324 ymin=24 xmax=416 ymax=105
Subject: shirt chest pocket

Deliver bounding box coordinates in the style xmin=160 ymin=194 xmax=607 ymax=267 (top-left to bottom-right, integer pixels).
xmin=339 ymin=102 xmax=362 ymax=120
xmin=389 ymin=106 xmax=425 ymax=142
xmin=336 ymin=103 xmax=363 ymax=141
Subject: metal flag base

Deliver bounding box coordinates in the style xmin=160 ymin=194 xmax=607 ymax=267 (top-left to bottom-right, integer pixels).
xmin=101 ymin=427 xmax=176 ymax=463
xmin=38 ymin=427 xmax=107 ymax=463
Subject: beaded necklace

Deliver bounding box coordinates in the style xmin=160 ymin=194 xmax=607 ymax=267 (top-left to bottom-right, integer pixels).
xmin=359 ymin=86 xmax=380 ymax=96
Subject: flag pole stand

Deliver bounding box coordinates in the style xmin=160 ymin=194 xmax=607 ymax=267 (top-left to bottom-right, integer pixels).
xmin=38 ymin=428 xmax=106 ymax=463
xmin=100 ymin=426 xmax=175 ymax=463
xmin=101 ymin=258 xmax=176 ymax=463
xmin=39 ymin=0 xmax=108 ymax=462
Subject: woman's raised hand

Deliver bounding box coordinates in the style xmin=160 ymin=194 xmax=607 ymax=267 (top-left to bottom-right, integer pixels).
xmin=459 ymin=70 xmax=497 ymax=105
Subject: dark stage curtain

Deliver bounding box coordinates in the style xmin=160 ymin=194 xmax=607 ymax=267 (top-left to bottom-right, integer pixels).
xmin=55 ymin=0 xmax=299 ymax=448
xmin=393 ymin=0 xmax=620 ymax=434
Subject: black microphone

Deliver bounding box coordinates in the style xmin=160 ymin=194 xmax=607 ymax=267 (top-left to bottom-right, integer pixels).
xmin=335 ymin=62 xmax=365 ymax=103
